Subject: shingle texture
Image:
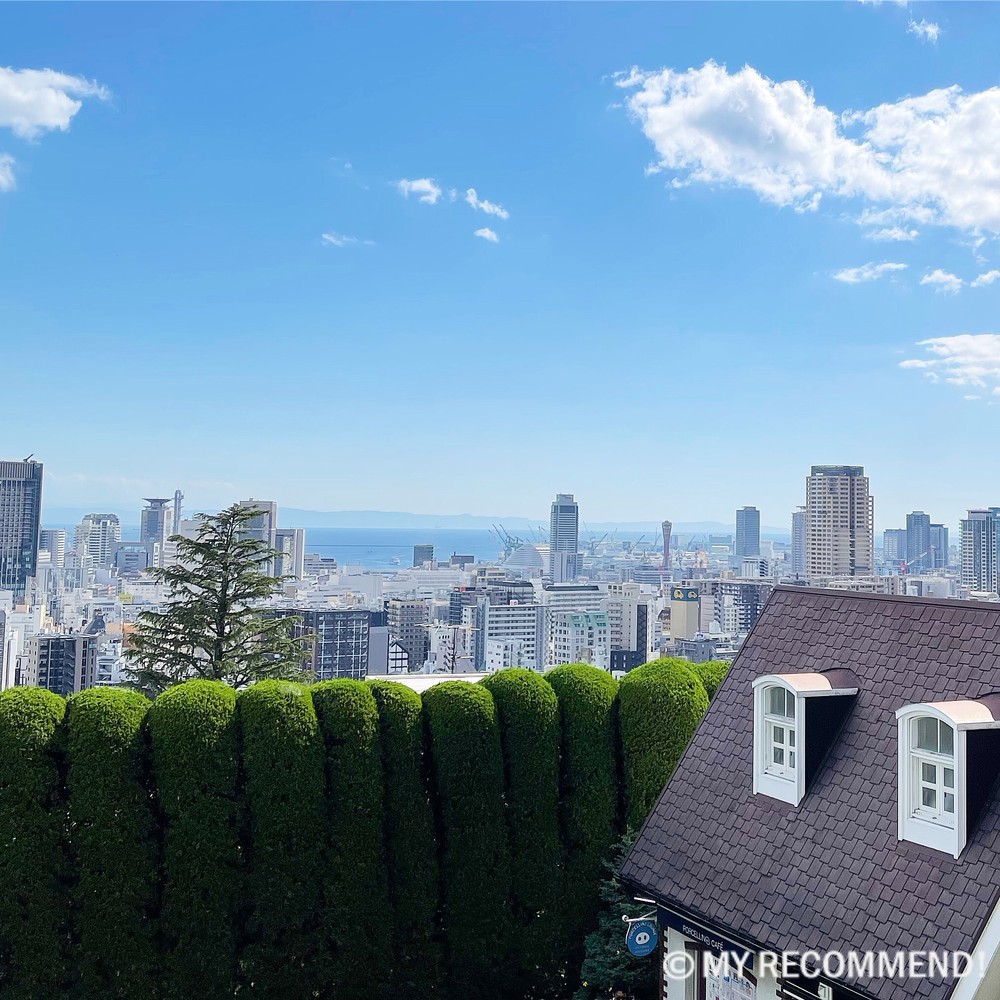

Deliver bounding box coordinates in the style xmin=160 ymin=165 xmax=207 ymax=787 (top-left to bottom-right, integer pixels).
xmin=619 ymin=587 xmax=1000 ymax=1000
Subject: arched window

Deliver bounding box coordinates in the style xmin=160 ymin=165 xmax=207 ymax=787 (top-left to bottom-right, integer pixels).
xmin=763 ymin=685 xmax=797 ymax=780
xmin=909 ymin=716 xmax=956 ymax=828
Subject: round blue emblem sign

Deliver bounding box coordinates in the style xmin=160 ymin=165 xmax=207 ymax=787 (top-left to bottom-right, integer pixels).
xmin=625 ymin=919 xmax=658 ymax=957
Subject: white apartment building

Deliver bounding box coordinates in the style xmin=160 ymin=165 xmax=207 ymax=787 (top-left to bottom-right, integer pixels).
xmin=466 ymin=599 xmax=545 ymax=672
xmin=74 ymin=514 xmax=121 ymax=569
xmin=804 ymin=464 xmax=874 ymax=578
xmin=549 ymin=611 xmax=611 ymax=671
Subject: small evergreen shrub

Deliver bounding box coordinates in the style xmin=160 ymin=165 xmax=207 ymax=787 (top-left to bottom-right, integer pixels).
xmin=237 ymin=681 xmax=326 ymax=999
xmin=366 ymin=680 xmax=443 ymax=996
xmin=422 ymin=681 xmax=510 ymax=1000
xmin=312 ymin=680 xmax=391 ymax=999
xmin=691 ymin=659 xmax=731 ymax=700
xmin=619 ymin=658 xmax=709 ymax=829
xmin=147 ymin=680 xmax=240 ymax=1000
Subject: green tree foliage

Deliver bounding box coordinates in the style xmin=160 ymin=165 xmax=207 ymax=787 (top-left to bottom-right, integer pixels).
xmin=544 ymin=664 xmax=621 ymax=987
xmin=238 ymin=681 xmax=326 ymax=999
xmin=312 ymin=681 xmax=391 ymax=999
xmin=0 ymin=688 xmax=68 ymax=1000
xmin=619 ymin=658 xmax=709 ymax=829
xmin=366 ymin=680 xmax=443 ymax=996
xmin=147 ymin=681 xmax=240 ymax=1000
xmin=65 ymin=688 xmax=158 ymax=999
xmin=128 ymin=504 xmax=309 ymax=694
xmin=481 ymin=668 xmax=561 ymax=997
xmin=575 ymin=833 xmax=658 ymax=1000
xmin=422 ymin=681 xmax=510 ymax=1000
xmin=690 ymin=659 xmax=731 ymax=700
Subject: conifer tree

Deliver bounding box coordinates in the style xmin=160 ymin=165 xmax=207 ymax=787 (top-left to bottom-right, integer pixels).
xmin=127 ymin=504 xmax=308 ymax=694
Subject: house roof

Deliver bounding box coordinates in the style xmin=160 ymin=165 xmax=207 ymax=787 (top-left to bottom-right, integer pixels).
xmin=619 ymin=586 xmax=1000 ymax=1000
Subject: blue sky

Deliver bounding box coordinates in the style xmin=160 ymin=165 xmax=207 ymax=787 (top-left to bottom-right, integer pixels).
xmin=2 ymin=2 xmax=1000 ymax=531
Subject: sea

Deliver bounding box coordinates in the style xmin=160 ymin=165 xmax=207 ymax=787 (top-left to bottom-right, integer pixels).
xmin=303 ymin=527 xmax=504 ymax=570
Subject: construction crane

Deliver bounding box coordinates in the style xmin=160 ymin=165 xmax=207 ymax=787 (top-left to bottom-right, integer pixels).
xmin=492 ymin=524 xmax=525 ymax=561
xmin=623 ymin=534 xmax=648 ymax=555
xmin=899 ymin=550 xmax=933 ymax=576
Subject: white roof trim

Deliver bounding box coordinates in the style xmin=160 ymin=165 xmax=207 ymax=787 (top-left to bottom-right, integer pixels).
xmin=896 ymin=700 xmax=1000 ymax=729
xmin=751 ymin=673 xmax=858 ymax=697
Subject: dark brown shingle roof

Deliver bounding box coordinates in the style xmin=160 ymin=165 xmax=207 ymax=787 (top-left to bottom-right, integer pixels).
xmin=619 ymin=586 xmax=1000 ymax=1000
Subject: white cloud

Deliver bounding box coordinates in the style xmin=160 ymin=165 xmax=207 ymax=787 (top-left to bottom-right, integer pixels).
xmin=832 ymin=261 xmax=906 ymax=283
xmin=908 ymin=19 xmax=941 ymax=43
xmin=395 ymin=177 xmax=442 ymax=204
xmin=921 ymin=268 xmax=963 ymax=292
xmin=0 ymin=153 xmax=13 ymax=192
xmin=865 ymin=226 xmax=918 ymax=241
xmin=0 ymin=66 xmax=108 ymax=140
xmin=901 ymin=335 xmax=1000 ymax=393
xmin=321 ymin=231 xmax=374 ymax=248
xmin=473 ymin=227 xmax=499 ymax=243
xmin=616 ymin=61 xmax=1000 ymax=233
xmin=465 ymin=188 xmax=509 ymax=220
xmin=972 ymin=270 xmax=1000 ymax=287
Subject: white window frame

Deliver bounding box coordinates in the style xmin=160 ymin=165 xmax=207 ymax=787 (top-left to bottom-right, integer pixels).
xmin=896 ymin=701 xmax=1000 ymax=858
xmin=752 ymin=673 xmax=859 ymax=807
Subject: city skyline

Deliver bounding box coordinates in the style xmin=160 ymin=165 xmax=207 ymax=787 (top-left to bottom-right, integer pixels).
xmin=4 ymin=4 xmax=1000 ymax=523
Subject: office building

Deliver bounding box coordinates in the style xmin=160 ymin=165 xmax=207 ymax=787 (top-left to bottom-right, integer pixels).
xmin=734 ymin=506 xmax=761 ymax=559
xmin=140 ymin=498 xmax=174 ymax=561
xmin=883 ymin=528 xmax=907 ymax=565
xmin=549 ymin=493 xmax=580 ymax=582
xmin=0 ymin=459 xmax=43 ymax=596
xmin=804 ymin=465 xmax=874 ymax=578
xmin=604 ymin=582 xmax=659 ymax=671
xmin=273 ymin=607 xmax=370 ymax=681
xmin=905 ymin=511 xmax=932 ymax=574
xmin=960 ymin=509 xmax=1000 ymax=593
xmin=274 ymin=527 xmax=306 ymax=579
xmin=237 ymin=499 xmax=278 ymax=574
xmin=930 ymin=523 xmax=949 ymax=569
xmin=39 ymin=528 xmax=66 ymax=569
xmin=22 ymin=634 xmax=99 ymax=698
xmin=74 ymin=513 xmax=121 ymax=568
xmin=413 ymin=543 xmax=434 ymax=568
xmin=386 ymin=598 xmax=430 ymax=669
xmin=790 ymin=507 xmax=806 ymax=576
xmin=669 ymin=585 xmax=702 ymax=642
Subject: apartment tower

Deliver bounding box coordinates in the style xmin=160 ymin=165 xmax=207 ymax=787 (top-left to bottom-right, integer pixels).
xmin=0 ymin=459 xmax=43 ymax=596
xmin=804 ymin=465 xmax=874 ymax=578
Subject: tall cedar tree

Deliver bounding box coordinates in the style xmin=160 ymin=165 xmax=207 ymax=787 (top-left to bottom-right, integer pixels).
xmin=128 ymin=504 xmax=309 ymax=694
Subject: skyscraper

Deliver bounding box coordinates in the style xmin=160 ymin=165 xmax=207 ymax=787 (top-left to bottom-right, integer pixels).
xmin=734 ymin=506 xmax=761 ymax=559
xmin=791 ymin=507 xmax=806 ymax=576
xmin=904 ymin=511 xmax=932 ymax=574
xmin=960 ymin=509 xmax=1000 ymax=593
xmin=804 ymin=465 xmax=874 ymax=578
xmin=883 ymin=528 xmax=907 ymax=565
xmin=237 ymin=499 xmax=279 ymax=574
xmin=140 ymin=498 xmax=174 ymax=550
xmin=74 ymin=513 xmax=122 ymax=568
xmin=39 ymin=528 xmax=66 ymax=569
xmin=549 ymin=493 xmax=580 ymax=583
xmin=930 ymin=524 xmax=949 ymax=569
xmin=0 ymin=459 xmax=43 ymax=596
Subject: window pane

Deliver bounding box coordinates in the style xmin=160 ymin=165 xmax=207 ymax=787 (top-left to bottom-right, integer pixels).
xmin=789 ymin=751 xmax=796 ymax=768
xmin=789 ymin=729 xmax=796 ymax=748
xmin=916 ymin=717 xmax=937 ymax=752
xmin=773 ymin=748 xmax=784 ymax=765
xmin=767 ymin=687 xmax=784 ymax=715
xmin=944 ymin=793 xmax=955 ymax=814
xmin=922 ymin=787 xmax=937 ymax=809
xmin=940 ymin=723 xmax=955 ymax=756
xmin=784 ymin=689 xmax=795 ymax=718
xmin=922 ymin=762 xmax=937 ymax=784
xmin=773 ymin=725 xmax=784 ymax=744
xmin=944 ymin=768 xmax=955 ymax=789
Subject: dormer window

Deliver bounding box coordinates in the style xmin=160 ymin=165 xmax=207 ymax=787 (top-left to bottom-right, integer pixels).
xmin=753 ymin=670 xmax=859 ymax=807
xmin=896 ymin=700 xmax=1000 ymax=858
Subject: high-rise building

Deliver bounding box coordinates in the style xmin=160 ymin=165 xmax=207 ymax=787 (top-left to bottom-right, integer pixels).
xmin=413 ymin=543 xmax=434 ymax=568
xmin=960 ymin=509 xmax=1000 ymax=593
xmin=471 ymin=598 xmax=546 ymax=672
xmin=930 ymin=524 xmax=949 ymax=570
xmin=883 ymin=529 xmax=907 ymax=565
xmin=22 ymin=634 xmax=99 ymax=698
xmin=237 ymin=499 xmax=278 ymax=574
xmin=273 ymin=607 xmax=370 ymax=680
xmin=549 ymin=493 xmax=580 ymax=582
xmin=386 ymin=599 xmax=430 ymax=669
xmin=550 ymin=611 xmax=611 ymax=671
xmin=791 ymin=507 xmax=806 ymax=576
xmin=604 ymin=582 xmax=659 ymax=671
xmin=0 ymin=459 xmax=43 ymax=596
xmin=905 ymin=511 xmax=932 ymax=574
xmin=39 ymin=528 xmax=66 ymax=569
xmin=274 ymin=527 xmax=305 ymax=579
xmin=804 ymin=466 xmax=874 ymax=578
xmin=74 ymin=513 xmax=122 ymax=568
xmin=140 ymin=498 xmax=174 ymax=550
xmin=734 ymin=506 xmax=761 ymax=559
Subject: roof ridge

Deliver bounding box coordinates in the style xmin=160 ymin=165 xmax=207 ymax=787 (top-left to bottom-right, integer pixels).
xmin=772 ymin=585 xmax=1000 ymax=614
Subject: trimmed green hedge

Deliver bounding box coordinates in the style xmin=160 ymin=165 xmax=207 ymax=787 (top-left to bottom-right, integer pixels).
xmin=313 ymin=680 xmax=391 ymax=999
xmin=147 ymin=680 xmax=240 ymax=1000
xmin=238 ymin=681 xmax=326 ymax=999
xmin=481 ymin=668 xmax=562 ymax=998
xmin=65 ymin=688 xmax=158 ymax=999
xmin=423 ymin=681 xmax=510 ymax=1000
xmin=619 ymin=658 xmax=710 ymax=829
xmin=690 ymin=659 xmax=731 ymax=700
xmin=544 ymin=664 xmax=620 ymax=986
xmin=367 ymin=680 xmax=443 ymax=996
xmin=0 ymin=688 xmax=68 ymax=1000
